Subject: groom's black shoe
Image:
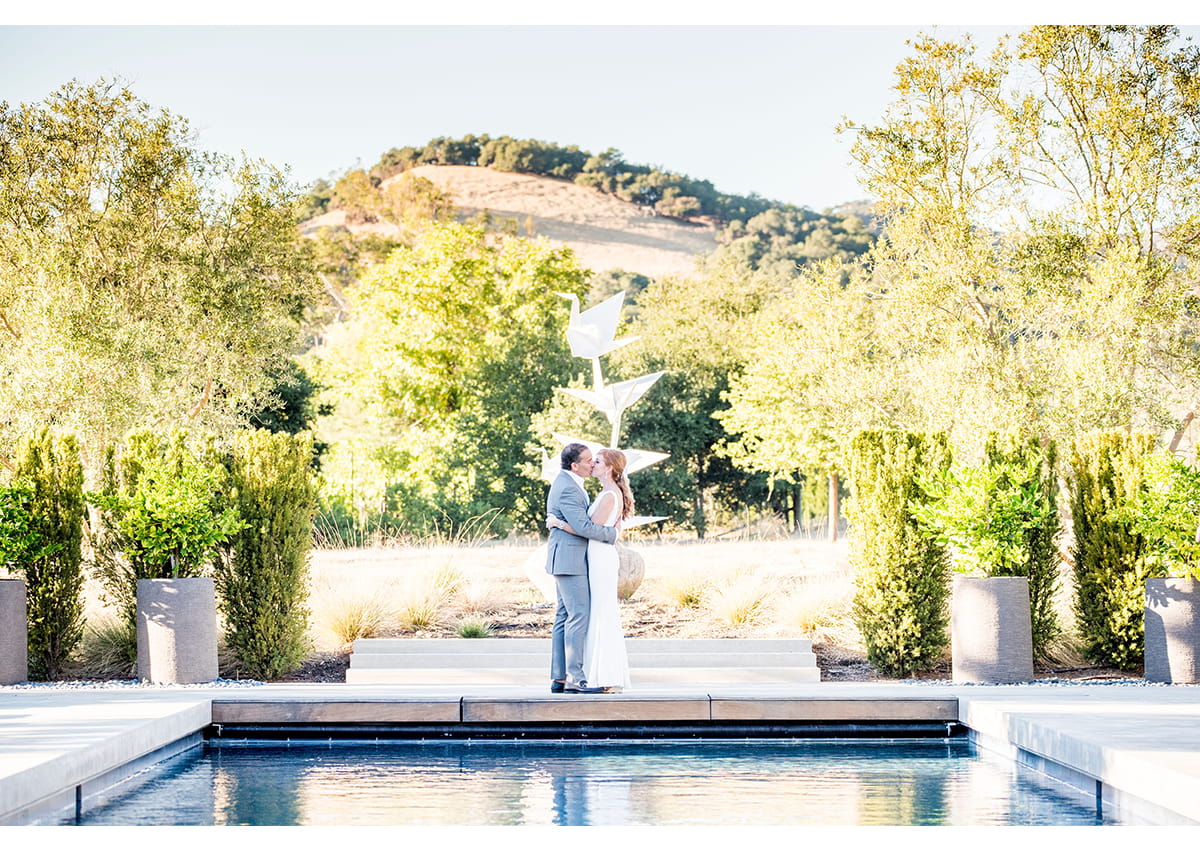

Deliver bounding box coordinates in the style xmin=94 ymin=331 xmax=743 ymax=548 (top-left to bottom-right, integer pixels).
xmin=550 ymin=680 xmax=565 ymax=693
xmin=564 ymin=680 xmax=606 ymax=694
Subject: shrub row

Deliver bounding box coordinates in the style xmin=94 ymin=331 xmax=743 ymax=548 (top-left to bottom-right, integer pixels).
xmin=849 ymin=427 xmax=1180 ymax=676
xmin=0 ymin=427 xmax=316 ymax=681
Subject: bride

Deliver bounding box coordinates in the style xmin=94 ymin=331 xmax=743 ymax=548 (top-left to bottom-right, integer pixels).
xmin=548 ymin=447 xmax=633 ymax=692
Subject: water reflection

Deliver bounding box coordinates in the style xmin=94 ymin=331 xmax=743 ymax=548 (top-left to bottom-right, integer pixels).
xmin=68 ymin=738 xmax=1117 ymax=826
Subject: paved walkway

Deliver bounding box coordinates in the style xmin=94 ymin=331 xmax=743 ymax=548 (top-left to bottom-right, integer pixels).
xmin=1 ymin=681 xmax=1198 ymax=826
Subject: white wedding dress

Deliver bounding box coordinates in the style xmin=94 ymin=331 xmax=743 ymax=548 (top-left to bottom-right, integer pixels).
xmin=584 ymin=490 xmax=631 ymax=690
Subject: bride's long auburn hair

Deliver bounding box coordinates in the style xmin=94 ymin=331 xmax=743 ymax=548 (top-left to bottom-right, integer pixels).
xmin=598 ymin=448 xmax=635 ymax=521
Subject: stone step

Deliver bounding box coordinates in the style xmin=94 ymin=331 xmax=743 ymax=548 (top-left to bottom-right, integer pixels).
xmin=351 ymin=637 xmax=813 ymax=655
xmin=344 ymin=666 xmax=822 ymax=685
xmin=349 ymin=651 xmax=819 ymax=669
xmin=346 ymin=637 xmax=821 ymax=684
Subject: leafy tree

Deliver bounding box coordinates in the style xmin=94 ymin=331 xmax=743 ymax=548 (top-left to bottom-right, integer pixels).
xmin=713 ymin=207 xmax=874 ymax=276
xmin=310 ymin=221 xmax=588 ymax=533
xmin=589 ymin=269 xmax=653 ymax=308
xmin=302 ymin=226 xmax=404 ymax=326
xmin=248 ymin=359 xmax=331 ymax=465
xmin=832 ymin=27 xmax=1200 ymax=455
xmin=0 ymin=79 xmax=321 ymax=465
xmin=295 ymin=177 xmax=333 ymax=222
xmin=331 ymin=169 xmax=381 ymax=224
xmin=608 ymin=258 xmax=786 ymax=536
xmin=719 ymin=259 xmax=910 ymax=538
xmin=378 ymin=172 xmax=455 ymax=228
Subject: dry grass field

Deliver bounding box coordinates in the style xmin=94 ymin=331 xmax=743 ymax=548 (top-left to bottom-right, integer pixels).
xmin=301 ymin=164 xmax=718 ymax=279
xmin=296 ymin=536 xmax=869 ymax=682
xmin=68 ymin=536 xmax=1120 ymax=684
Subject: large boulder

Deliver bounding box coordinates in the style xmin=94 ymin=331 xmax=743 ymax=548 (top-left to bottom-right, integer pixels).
xmin=617 ymin=545 xmax=645 ymax=600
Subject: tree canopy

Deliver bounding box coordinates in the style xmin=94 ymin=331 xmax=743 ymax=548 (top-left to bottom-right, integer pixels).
xmin=723 ymin=26 xmax=1200 ymax=478
xmin=308 ymin=221 xmax=589 ymax=534
xmin=0 ymin=79 xmax=321 ymax=467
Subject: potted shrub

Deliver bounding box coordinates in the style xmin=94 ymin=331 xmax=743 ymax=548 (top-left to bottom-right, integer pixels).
xmin=1126 ymin=453 xmax=1200 ymax=683
xmin=915 ymin=437 xmax=1059 ymax=683
xmin=0 ymin=482 xmax=48 ymax=685
xmin=90 ymin=432 xmax=242 ymax=684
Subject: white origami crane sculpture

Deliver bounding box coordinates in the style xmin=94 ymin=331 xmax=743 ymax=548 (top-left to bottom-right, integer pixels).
xmin=557 ymin=371 xmax=665 ymax=449
xmin=559 ymin=291 xmax=639 ymax=360
xmin=539 ymin=289 xmax=669 ymax=531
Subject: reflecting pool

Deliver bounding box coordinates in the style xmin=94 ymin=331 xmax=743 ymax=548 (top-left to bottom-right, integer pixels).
xmin=66 ymin=738 xmax=1119 ymax=826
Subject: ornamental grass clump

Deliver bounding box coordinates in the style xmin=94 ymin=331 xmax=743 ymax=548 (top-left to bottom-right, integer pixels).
xmin=398 ymin=598 xmax=441 ymax=631
xmin=658 ymin=571 xmax=709 ymax=609
xmin=311 ymin=583 xmax=395 ymax=647
xmin=67 ymin=612 xmax=136 ymax=679
xmin=454 ymin=578 xmax=506 ymax=615
xmin=848 ymin=429 xmax=952 ymax=678
xmin=709 ymin=574 xmax=770 ymax=627
xmin=775 ymin=579 xmax=854 ymax=641
xmin=455 ymin=616 xmax=494 ymax=638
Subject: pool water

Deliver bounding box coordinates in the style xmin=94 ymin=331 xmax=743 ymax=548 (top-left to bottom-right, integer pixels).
xmin=66 ymin=738 xmax=1119 ymax=826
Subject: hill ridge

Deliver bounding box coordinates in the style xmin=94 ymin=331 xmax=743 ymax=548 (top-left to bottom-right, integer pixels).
xmin=304 ymin=164 xmax=718 ymax=279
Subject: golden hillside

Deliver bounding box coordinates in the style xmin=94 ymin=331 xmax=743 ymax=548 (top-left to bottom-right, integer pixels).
xmin=304 ymin=164 xmax=718 ymax=279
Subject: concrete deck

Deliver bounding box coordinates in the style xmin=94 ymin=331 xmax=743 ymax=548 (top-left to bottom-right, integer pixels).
xmin=1 ymin=681 xmax=1198 ymax=826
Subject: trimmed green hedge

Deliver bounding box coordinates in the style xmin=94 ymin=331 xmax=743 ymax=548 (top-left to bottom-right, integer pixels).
xmin=1068 ymin=429 xmax=1161 ymax=669
xmin=848 ymin=429 xmax=952 ymax=677
xmin=15 ymin=428 xmax=85 ymax=680
xmin=215 ymin=431 xmax=317 ymax=680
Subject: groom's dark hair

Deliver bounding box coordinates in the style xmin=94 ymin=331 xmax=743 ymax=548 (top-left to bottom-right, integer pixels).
xmin=561 ymin=443 xmax=588 ymax=470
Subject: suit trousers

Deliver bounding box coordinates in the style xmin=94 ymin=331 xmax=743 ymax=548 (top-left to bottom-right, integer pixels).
xmin=551 ymin=572 xmax=591 ymax=684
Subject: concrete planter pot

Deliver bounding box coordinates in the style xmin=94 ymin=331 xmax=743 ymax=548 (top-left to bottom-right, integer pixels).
xmin=951 ymin=575 xmax=1034 ymax=684
xmin=1144 ymin=577 xmax=1200 ymax=684
xmin=0 ymin=578 xmax=27 ymax=684
xmin=136 ymin=577 xmax=219 ymax=684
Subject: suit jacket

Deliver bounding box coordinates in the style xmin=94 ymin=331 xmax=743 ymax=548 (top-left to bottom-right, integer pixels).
xmin=545 ymin=470 xmax=618 ymax=575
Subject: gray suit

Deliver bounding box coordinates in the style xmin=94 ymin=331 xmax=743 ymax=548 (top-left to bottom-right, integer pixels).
xmin=546 ymin=470 xmax=618 ymax=685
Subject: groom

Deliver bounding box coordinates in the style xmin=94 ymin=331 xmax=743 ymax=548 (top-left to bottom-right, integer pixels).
xmin=546 ymin=443 xmax=618 ymax=694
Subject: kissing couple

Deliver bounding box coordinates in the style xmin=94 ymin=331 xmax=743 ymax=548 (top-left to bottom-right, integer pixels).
xmin=545 ymin=442 xmax=635 ymax=695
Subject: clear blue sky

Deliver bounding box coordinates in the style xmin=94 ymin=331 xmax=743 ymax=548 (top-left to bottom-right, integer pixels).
xmin=1 ymin=18 xmax=1193 ymax=211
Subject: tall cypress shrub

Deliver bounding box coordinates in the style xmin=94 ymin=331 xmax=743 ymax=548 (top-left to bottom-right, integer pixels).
xmin=1068 ymin=429 xmax=1161 ymax=669
xmin=848 ymin=429 xmax=952 ymax=677
xmin=15 ymin=428 xmax=85 ymax=680
xmin=215 ymin=431 xmax=317 ymax=680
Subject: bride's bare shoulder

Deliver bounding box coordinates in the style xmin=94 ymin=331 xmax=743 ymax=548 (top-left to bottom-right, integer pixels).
xmin=591 ymin=490 xmax=615 ymax=508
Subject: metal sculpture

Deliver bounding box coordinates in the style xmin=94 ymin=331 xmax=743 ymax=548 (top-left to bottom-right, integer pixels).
xmin=544 ymin=289 xmax=668 ymax=529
